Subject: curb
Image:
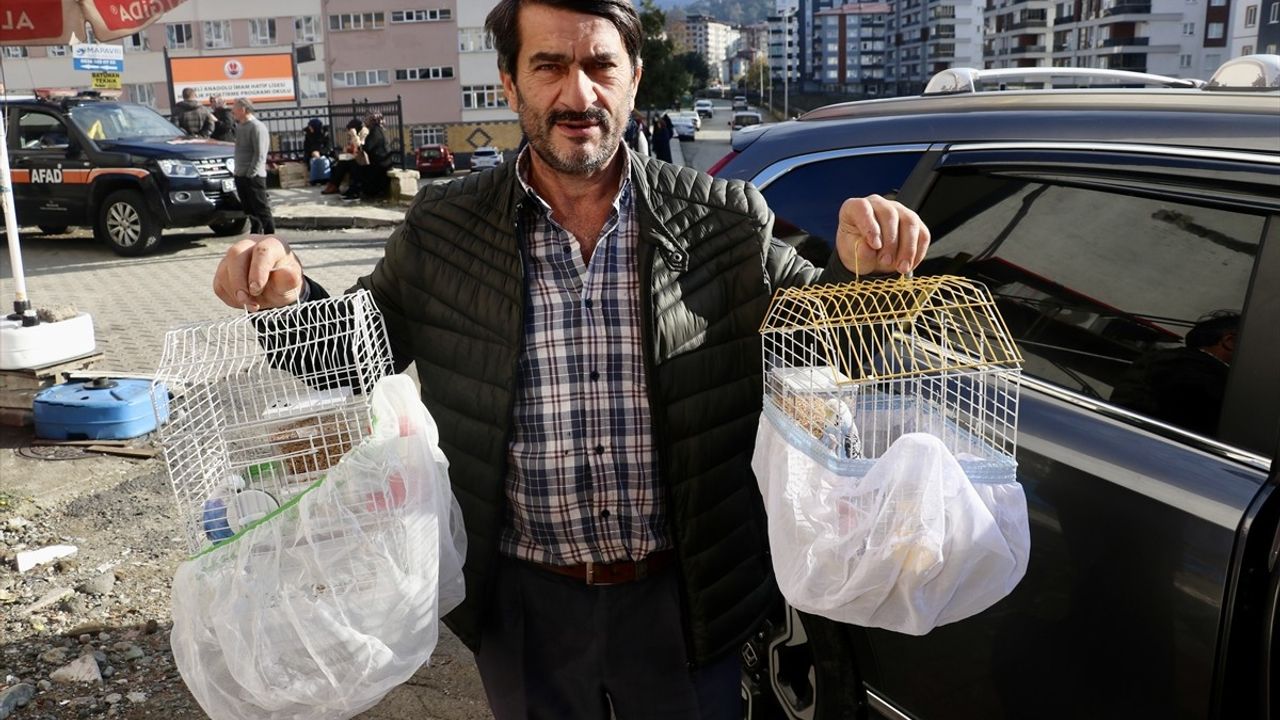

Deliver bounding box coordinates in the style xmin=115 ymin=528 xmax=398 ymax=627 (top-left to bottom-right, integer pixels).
xmin=273 ymin=215 xmax=403 ymax=230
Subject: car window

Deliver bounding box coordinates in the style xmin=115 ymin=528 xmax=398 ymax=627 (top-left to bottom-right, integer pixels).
xmin=67 ymin=103 xmax=182 ymax=142
xmin=760 ymin=151 xmax=927 ymax=265
xmin=16 ymin=110 xmax=71 ymax=150
xmin=914 ymin=168 xmax=1263 ymax=439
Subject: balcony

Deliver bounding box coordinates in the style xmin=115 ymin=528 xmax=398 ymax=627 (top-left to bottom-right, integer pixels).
xmin=1102 ymin=36 xmax=1150 ymax=47
xmin=1009 ymin=44 xmax=1048 ymax=53
xmin=1008 ymin=19 xmax=1049 ymax=28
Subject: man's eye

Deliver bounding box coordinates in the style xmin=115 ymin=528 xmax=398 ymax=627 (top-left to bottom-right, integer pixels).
xmin=536 ymin=64 xmax=558 ymax=72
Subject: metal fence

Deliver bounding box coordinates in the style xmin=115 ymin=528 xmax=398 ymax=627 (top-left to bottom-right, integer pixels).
xmin=254 ymin=97 xmax=406 ymax=169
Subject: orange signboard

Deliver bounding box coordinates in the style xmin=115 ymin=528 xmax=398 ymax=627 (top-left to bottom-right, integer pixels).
xmin=168 ymin=53 xmax=297 ymax=104
xmin=0 ymin=0 xmax=189 ymax=45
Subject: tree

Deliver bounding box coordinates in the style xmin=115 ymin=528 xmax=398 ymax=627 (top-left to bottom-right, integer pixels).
xmin=677 ymin=52 xmax=713 ymax=91
xmin=740 ymin=56 xmax=770 ymax=95
xmin=635 ymin=0 xmax=691 ymax=111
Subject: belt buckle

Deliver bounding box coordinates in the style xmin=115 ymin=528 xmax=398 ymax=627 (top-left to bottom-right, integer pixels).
xmin=586 ymin=560 xmax=595 ymax=585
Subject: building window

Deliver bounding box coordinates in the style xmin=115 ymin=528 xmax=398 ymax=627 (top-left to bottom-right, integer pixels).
xmin=1182 ymin=22 xmax=1195 ymax=35
xmin=123 ymin=32 xmax=149 ymax=52
xmin=1242 ymin=44 xmax=1253 ymax=54
xmin=391 ymin=9 xmax=452 ymax=23
xmin=47 ymin=45 xmax=69 ymax=57
xmin=395 ymin=66 xmax=455 ymax=81
xmin=332 ymin=69 xmax=391 ymax=87
xmin=167 ymin=23 xmax=194 ymax=49
xmin=1206 ymin=21 xmax=1225 ymax=39
xmin=1271 ymin=3 xmax=1280 ymax=22
xmin=295 ymin=16 xmax=321 ymax=42
xmin=1179 ymin=53 xmax=1193 ymax=67
xmin=1 ymin=47 xmax=28 ymax=58
xmin=300 ymin=73 xmax=327 ymax=100
xmin=458 ymin=27 xmax=496 ymax=52
xmin=412 ymin=126 xmax=447 ymax=147
xmin=126 ymin=83 xmax=156 ymax=107
xmin=203 ymin=20 xmax=231 ymax=49
xmin=329 ymin=13 xmax=385 ymax=31
xmin=461 ymin=84 xmax=508 ymax=109
xmin=250 ymin=18 xmax=277 ymax=46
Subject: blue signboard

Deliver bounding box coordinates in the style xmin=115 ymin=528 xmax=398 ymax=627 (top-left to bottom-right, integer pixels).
xmin=72 ymin=44 xmax=124 ymax=73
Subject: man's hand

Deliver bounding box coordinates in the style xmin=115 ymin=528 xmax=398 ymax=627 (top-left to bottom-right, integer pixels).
xmin=835 ymin=195 xmax=931 ymax=276
xmin=212 ymin=235 xmax=304 ymax=312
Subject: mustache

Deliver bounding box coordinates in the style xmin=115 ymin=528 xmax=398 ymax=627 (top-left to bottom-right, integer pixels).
xmin=546 ymin=108 xmax=610 ymax=129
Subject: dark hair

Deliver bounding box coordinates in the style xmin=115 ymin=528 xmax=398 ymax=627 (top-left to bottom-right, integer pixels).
xmin=1185 ymin=310 xmax=1240 ymax=349
xmin=485 ymin=0 xmax=642 ymax=77
xmin=346 ymin=118 xmax=364 ymax=131
xmin=182 ymin=87 xmax=196 ymax=100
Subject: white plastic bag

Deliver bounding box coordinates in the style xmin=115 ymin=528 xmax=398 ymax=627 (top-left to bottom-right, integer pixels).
xmin=171 ymin=375 xmax=466 ymax=720
xmin=752 ymin=403 xmax=1029 ymax=635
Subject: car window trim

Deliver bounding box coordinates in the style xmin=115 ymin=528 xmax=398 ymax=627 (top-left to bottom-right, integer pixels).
xmin=749 ymin=144 xmax=934 ymax=191
xmin=948 ymin=141 xmax=1280 ymax=168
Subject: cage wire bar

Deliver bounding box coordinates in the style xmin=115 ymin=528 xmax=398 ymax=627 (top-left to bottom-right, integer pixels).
xmin=760 ymin=276 xmax=1024 ymax=470
xmin=152 ymin=291 xmax=396 ymax=553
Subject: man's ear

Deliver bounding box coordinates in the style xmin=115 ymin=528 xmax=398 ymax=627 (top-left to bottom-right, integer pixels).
xmin=500 ymin=70 xmax=519 ymax=111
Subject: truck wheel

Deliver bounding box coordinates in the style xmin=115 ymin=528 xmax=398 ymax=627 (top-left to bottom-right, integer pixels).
xmin=208 ymin=218 xmax=249 ymax=237
xmin=96 ymin=189 xmax=161 ymax=256
xmin=38 ymin=225 xmax=70 ymax=235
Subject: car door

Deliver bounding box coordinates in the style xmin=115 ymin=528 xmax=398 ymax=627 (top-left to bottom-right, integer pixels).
xmin=847 ymin=144 xmax=1280 ymax=720
xmin=9 ymin=107 xmax=91 ymax=227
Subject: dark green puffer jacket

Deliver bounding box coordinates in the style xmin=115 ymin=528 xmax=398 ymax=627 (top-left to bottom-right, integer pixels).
xmin=312 ymin=150 xmax=856 ymax=665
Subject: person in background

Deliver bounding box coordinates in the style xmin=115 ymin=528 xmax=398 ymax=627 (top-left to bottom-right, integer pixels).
xmin=211 ymin=1 xmax=930 ymax=717
xmin=209 ymin=95 xmax=235 ymax=142
xmin=652 ymin=113 xmax=674 ymax=163
xmin=302 ymin=119 xmax=330 ymax=159
xmin=231 ymin=98 xmax=274 ymax=235
xmin=173 ymin=87 xmax=214 ymax=138
xmin=324 ymin=118 xmax=367 ymax=195
xmin=346 ymin=113 xmax=393 ymax=200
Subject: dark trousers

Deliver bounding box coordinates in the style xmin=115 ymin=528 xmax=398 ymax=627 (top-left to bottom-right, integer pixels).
xmin=476 ymin=557 xmax=741 ymax=720
xmin=234 ymin=175 xmax=275 ymax=235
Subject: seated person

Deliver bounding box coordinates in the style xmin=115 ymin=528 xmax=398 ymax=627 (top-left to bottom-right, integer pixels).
xmin=1110 ymin=310 xmax=1239 ymax=436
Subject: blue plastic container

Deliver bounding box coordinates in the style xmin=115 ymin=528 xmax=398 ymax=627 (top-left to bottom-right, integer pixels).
xmin=33 ymin=378 xmax=169 ymax=441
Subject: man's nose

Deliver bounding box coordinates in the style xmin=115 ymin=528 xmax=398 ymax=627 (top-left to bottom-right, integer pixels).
xmin=561 ymin=67 xmax=598 ymax=111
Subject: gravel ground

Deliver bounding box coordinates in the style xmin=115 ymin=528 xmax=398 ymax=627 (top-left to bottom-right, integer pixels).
xmin=0 ymin=434 xmax=491 ymax=720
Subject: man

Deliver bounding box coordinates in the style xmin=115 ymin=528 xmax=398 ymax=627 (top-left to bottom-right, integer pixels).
xmin=173 ymin=87 xmax=214 ymax=137
xmin=212 ymin=1 xmax=929 ymax=717
xmin=209 ymin=95 xmax=236 ymax=142
xmin=230 ymin=98 xmax=274 ymax=235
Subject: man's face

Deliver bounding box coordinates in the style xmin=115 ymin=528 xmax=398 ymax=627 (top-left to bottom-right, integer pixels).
xmin=500 ymin=4 xmax=641 ymax=176
xmin=231 ymin=104 xmax=247 ymax=123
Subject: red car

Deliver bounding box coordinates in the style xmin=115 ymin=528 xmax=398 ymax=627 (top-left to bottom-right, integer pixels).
xmin=415 ymin=144 xmax=454 ymax=176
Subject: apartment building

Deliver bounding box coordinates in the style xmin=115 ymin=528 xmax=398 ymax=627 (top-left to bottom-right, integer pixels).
xmin=683 ymin=14 xmax=741 ymax=84
xmin=887 ymin=0 xmax=984 ymax=95
xmin=0 ymin=0 xmax=328 ymax=112
xmin=769 ymin=0 xmax=802 ymax=87
xmin=1238 ymin=0 xmax=1280 ymax=54
xmin=814 ymin=3 xmax=891 ymax=95
xmin=451 ymin=0 xmax=521 ymax=153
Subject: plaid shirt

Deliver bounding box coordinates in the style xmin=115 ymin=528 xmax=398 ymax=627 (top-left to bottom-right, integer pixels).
xmin=500 ymin=150 xmax=670 ymax=566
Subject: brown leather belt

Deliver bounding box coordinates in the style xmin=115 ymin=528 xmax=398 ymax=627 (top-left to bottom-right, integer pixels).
xmin=531 ymin=549 xmax=677 ymax=586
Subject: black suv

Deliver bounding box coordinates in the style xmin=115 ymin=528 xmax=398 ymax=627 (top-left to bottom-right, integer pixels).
xmin=716 ymin=57 xmax=1280 ymax=720
xmin=2 ymin=92 xmax=245 ymax=255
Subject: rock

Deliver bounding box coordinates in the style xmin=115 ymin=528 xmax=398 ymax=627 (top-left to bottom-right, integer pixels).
xmin=38 ymin=647 xmax=70 ymax=665
xmin=50 ymin=654 xmax=103 ymax=685
xmin=102 ymin=665 xmax=114 ymax=678
xmin=77 ymin=571 xmax=115 ymax=597
xmin=55 ymin=557 xmax=79 ymax=573
xmin=15 ymin=544 xmax=77 ymax=573
xmin=126 ymin=692 xmax=146 ymax=703
xmin=37 ymin=680 xmax=52 ymax=691
xmin=5 ymin=517 xmax=30 ymax=531
xmin=104 ymin=693 xmax=122 ymax=704
xmin=23 ymin=586 xmax=74 ymax=615
xmin=122 ymin=645 xmax=144 ymax=661
xmin=64 ymin=622 xmax=108 ymax=637
xmin=143 ymin=619 xmax=158 ymax=634
xmin=0 ymin=683 xmax=36 ymax=719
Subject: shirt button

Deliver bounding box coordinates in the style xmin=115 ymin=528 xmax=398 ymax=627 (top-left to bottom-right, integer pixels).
xmin=590 ymin=370 xmax=600 ymax=381
xmin=563 ymin=245 xmax=572 ymax=253
xmin=600 ymin=509 xmax=612 ymax=519
xmin=594 ymin=444 xmax=605 ymax=455
xmin=584 ymin=299 xmax=594 ymax=309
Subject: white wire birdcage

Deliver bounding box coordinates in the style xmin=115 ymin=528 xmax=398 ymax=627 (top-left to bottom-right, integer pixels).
xmin=152 ymin=290 xmax=395 ymax=553
xmin=759 ymin=275 xmax=1024 ymax=474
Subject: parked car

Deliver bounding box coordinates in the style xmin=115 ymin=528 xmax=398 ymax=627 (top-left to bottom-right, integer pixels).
xmin=415 ymin=144 xmax=454 ymax=176
xmin=729 ymin=111 xmax=763 ymax=141
xmin=676 ymin=110 xmax=702 ymax=131
xmin=1 ymin=89 xmax=244 ymax=255
xmin=714 ymin=57 xmax=1280 ymax=720
xmin=468 ymin=146 xmax=504 ymax=171
xmin=695 ymin=99 xmax=715 ymax=119
xmin=732 ymin=95 xmax=750 ymax=111
xmin=669 ymin=114 xmax=698 ymax=141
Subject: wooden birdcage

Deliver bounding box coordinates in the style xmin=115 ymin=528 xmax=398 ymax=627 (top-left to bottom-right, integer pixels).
xmin=759 ymin=275 xmax=1024 ymax=474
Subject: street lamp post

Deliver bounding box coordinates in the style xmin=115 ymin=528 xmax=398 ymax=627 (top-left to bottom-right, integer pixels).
xmin=783 ymin=8 xmax=794 ymax=120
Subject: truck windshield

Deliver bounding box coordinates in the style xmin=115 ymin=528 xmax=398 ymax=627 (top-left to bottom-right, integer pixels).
xmin=68 ymin=103 xmax=183 ymax=142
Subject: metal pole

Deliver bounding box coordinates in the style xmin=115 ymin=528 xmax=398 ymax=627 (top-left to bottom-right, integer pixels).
xmin=0 ymin=107 xmax=35 ymax=323
xmin=783 ymin=10 xmax=790 ymax=120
